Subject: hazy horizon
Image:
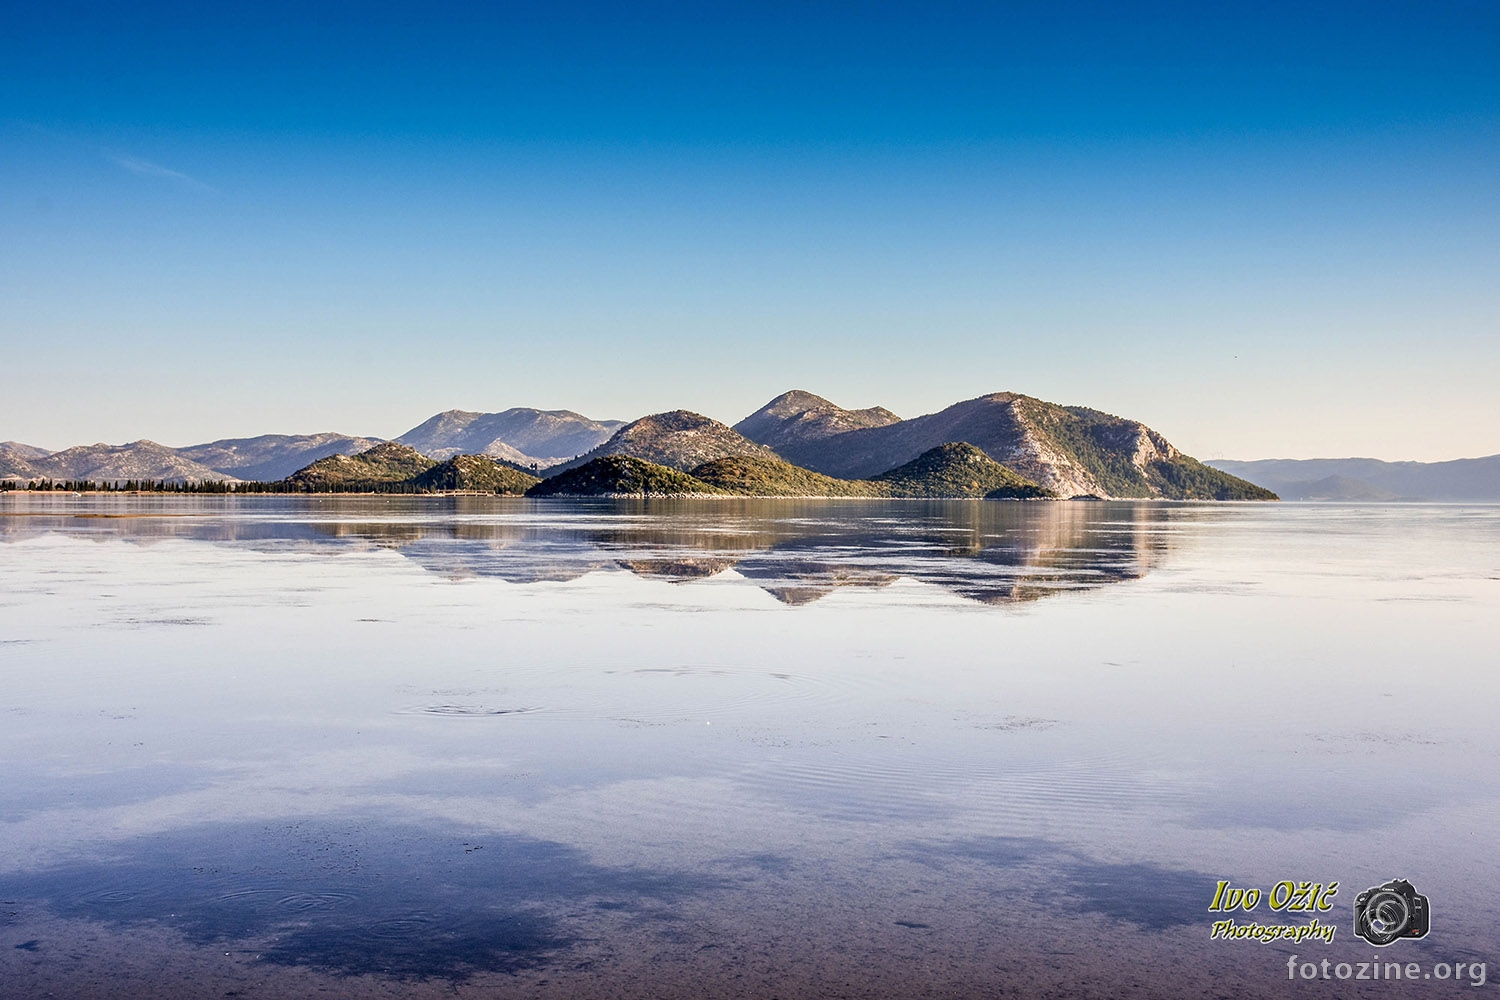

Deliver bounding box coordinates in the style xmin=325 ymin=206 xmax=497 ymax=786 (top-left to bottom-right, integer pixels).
xmin=4 ymin=2 xmax=1497 ymax=462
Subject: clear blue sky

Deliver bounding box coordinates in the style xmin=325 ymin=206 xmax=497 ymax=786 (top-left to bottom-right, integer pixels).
xmin=3 ymin=1 xmax=1496 ymax=459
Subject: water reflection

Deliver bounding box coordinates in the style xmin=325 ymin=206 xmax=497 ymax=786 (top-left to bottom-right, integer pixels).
xmin=0 ymin=497 xmax=1171 ymax=605
xmin=0 ymin=820 xmax=726 ymax=980
xmin=1 ymin=498 xmax=1498 ymax=998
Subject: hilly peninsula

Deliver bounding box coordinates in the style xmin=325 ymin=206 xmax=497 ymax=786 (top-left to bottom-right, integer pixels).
xmin=526 ymin=444 xmax=1055 ymax=499
xmin=735 ymin=390 xmax=1272 ymax=500
xmin=4 ymin=389 xmax=1276 ymax=501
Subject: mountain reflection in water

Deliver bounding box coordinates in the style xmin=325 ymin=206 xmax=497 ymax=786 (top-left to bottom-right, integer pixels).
xmin=0 ymin=496 xmax=1171 ymax=606
xmin=2 ymin=497 xmax=1498 ymax=999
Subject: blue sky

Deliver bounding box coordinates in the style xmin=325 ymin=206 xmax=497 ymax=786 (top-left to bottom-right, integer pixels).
xmin=3 ymin=1 xmax=1497 ymax=459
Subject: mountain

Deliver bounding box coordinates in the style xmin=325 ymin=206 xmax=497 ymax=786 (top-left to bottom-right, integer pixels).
xmin=178 ymin=433 xmax=384 ymax=482
xmin=21 ymin=441 xmax=238 ymax=483
xmin=0 ymin=443 xmax=47 ymax=479
xmin=407 ymin=455 xmax=540 ymax=495
xmin=0 ymin=434 xmax=380 ymax=484
xmin=1267 ymin=475 xmax=1403 ymax=502
xmin=283 ymin=442 xmax=436 ymax=489
xmin=396 ymin=408 xmax=626 ymax=467
xmin=0 ymin=441 xmax=51 ymax=461
xmin=749 ymin=392 xmax=1273 ymax=500
xmin=545 ymin=411 xmax=780 ymax=475
xmin=733 ymin=390 xmax=900 ymax=466
xmin=526 ymin=456 xmax=725 ymax=497
xmin=872 ymin=443 xmax=1053 ymax=499
xmin=1207 ymin=456 xmax=1500 ymax=502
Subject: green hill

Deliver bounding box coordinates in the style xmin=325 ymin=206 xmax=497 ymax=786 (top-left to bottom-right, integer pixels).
xmin=545 ymin=410 xmax=778 ymax=475
xmin=1137 ymin=453 xmax=1276 ymax=501
xmin=407 ymin=455 xmax=540 ymax=494
xmin=530 ymin=446 xmax=1058 ymax=499
xmin=871 ymin=443 xmax=1053 ymax=499
xmin=690 ymin=455 xmax=885 ymax=497
xmin=283 ymin=442 xmax=436 ymax=490
xmin=526 ymin=456 xmax=726 ymax=497
xmin=1019 ymin=400 xmax=1274 ymax=499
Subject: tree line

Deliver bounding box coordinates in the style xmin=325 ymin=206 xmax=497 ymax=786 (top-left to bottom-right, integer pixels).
xmin=1 ymin=478 xmax=508 ymax=494
xmin=1 ymin=478 xmax=238 ymax=493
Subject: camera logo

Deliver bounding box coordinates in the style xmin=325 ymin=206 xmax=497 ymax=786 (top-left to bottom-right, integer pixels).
xmin=1353 ymin=879 xmax=1430 ymax=946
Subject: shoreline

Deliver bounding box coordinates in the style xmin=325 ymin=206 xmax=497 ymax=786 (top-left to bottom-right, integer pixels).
xmin=0 ymin=489 xmax=1272 ymax=503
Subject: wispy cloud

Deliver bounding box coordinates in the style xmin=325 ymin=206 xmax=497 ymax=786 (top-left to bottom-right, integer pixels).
xmin=104 ymin=151 xmax=215 ymax=192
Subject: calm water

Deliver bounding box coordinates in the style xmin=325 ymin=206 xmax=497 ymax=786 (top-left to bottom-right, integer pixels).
xmin=0 ymin=496 xmax=1496 ymax=998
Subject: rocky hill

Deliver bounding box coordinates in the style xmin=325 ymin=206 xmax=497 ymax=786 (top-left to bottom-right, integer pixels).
xmin=749 ymin=392 xmax=1272 ymax=500
xmin=16 ymin=441 xmax=238 ymax=484
xmin=1 ymin=441 xmax=51 ymax=460
xmin=407 ymin=455 xmax=540 ymax=494
xmin=872 ymin=443 xmax=1053 ymax=499
xmin=527 ymin=456 xmax=725 ymax=497
xmin=178 ymin=433 xmax=384 ymax=481
xmin=545 ymin=411 xmax=779 ymax=475
xmin=733 ymin=390 xmax=900 ymax=466
xmin=283 ymin=442 xmax=436 ymax=489
xmin=0 ymin=442 xmax=48 ymax=479
xmin=396 ymin=408 xmax=625 ymax=467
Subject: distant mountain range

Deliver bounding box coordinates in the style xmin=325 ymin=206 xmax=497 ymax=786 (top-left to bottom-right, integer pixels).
xmin=178 ymin=433 xmax=384 ymax=482
xmin=0 ymin=410 xmax=623 ymax=484
xmin=3 ymin=390 xmax=1285 ymax=501
xmin=0 ymin=435 xmax=382 ymax=484
xmin=0 ymin=440 xmax=237 ymax=483
xmin=1208 ymin=457 xmax=1500 ymax=502
xmin=394 ymin=408 xmax=624 ymax=467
